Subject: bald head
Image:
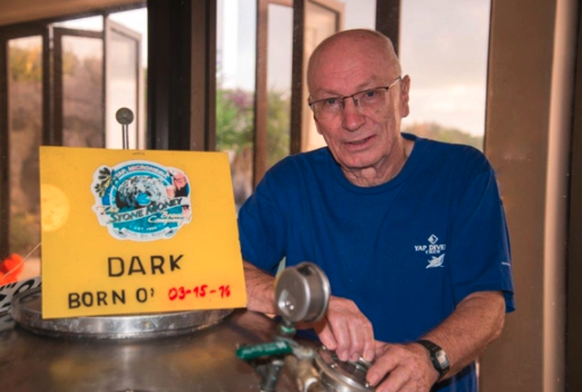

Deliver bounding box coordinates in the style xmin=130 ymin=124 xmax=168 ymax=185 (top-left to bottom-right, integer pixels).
xmin=307 ymin=29 xmax=401 ymax=96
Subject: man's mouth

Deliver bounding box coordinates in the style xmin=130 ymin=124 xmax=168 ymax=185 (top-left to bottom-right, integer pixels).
xmin=346 ymin=135 xmax=375 ymax=146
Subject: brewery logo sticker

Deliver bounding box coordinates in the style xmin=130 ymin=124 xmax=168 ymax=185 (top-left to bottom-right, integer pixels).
xmin=91 ymin=161 xmax=192 ymax=241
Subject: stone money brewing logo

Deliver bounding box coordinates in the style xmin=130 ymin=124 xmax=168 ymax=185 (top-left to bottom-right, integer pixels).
xmin=91 ymin=160 xmax=192 ymax=241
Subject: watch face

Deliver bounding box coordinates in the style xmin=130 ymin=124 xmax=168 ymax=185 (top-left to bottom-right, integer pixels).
xmin=435 ymin=350 xmax=450 ymax=369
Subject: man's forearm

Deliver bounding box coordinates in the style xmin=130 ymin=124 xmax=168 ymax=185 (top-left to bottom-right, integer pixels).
xmin=421 ymin=290 xmax=506 ymax=379
xmin=243 ymin=261 xmax=277 ymax=314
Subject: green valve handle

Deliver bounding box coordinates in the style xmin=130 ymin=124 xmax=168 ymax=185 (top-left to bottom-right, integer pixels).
xmin=236 ymin=341 xmax=293 ymax=360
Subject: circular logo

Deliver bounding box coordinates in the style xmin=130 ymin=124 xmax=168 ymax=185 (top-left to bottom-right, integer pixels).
xmin=91 ymin=161 xmax=192 ymax=241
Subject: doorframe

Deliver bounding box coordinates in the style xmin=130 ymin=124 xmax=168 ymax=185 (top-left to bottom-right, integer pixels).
xmin=0 ymin=26 xmax=49 ymax=259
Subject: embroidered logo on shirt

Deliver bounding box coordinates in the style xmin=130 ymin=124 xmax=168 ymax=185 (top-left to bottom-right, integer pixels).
xmin=426 ymin=254 xmax=445 ymax=268
xmin=414 ymin=234 xmax=447 ymax=255
xmin=414 ymin=234 xmax=447 ymax=268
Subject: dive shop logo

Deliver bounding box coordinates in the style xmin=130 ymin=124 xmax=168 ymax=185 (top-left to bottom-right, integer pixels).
xmin=91 ymin=160 xmax=192 ymax=241
xmin=414 ymin=234 xmax=447 ymax=268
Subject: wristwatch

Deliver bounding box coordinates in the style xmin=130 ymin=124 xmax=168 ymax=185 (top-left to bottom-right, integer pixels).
xmin=416 ymin=339 xmax=450 ymax=380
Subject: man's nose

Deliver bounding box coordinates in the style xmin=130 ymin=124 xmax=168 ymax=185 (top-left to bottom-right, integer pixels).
xmin=341 ymin=98 xmax=366 ymax=131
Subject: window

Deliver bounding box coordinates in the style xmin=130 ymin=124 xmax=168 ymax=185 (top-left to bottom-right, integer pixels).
xmin=216 ymin=0 xmax=257 ymax=208
xmin=0 ymin=6 xmax=147 ymax=278
xmin=299 ymin=0 xmax=375 ymax=152
xmin=399 ymin=0 xmax=490 ymax=150
xmin=6 ymin=36 xmax=43 ymax=272
xmin=216 ymin=0 xmax=377 ymax=209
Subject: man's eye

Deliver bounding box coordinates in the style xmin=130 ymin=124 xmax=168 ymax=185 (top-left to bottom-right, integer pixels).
xmin=361 ymin=90 xmax=377 ymax=100
xmin=323 ymin=97 xmax=340 ymax=107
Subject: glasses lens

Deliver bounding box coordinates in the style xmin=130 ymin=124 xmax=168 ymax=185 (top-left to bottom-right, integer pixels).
xmin=311 ymin=84 xmax=394 ymax=119
xmin=354 ymin=88 xmax=387 ymax=109
xmin=313 ymin=99 xmax=340 ymax=119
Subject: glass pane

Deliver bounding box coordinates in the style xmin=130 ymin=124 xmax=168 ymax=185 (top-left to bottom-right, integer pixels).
xmin=109 ymin=8 xmax=148 ymax=149
xmin=216 ymin=0 xmax=256 ymax=209
xmin=305 ymin=2 xmax=338 ymax=48
xmin=303 ymin=1 xmax=340 ymax=152
xmin=336 ymin=0 xmax=375 ymax=30
xmin=400 ymin=0 xmax=490 ymax=150
xmin=106 ymin=28 xmax=138 ymax=149
xmin=109 ymin=8 xmax=148 ymax=66
xmin=266 ymin=4 xmax=292 ymax=168
xmin=62 ymin=36 xmax=104 ymax=148
xmin=302 ymin=0 xmax=377 ymax=152
xmin=8 ymin=36 xmax=42 ymax=278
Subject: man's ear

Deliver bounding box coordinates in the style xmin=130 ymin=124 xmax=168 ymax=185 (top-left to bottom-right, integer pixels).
xmin=399 ymin=75 xmax=411 ymax=118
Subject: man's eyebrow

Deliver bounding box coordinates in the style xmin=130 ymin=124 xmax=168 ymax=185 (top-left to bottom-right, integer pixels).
xmin=313 ymin=80 xmax=381 ymax=98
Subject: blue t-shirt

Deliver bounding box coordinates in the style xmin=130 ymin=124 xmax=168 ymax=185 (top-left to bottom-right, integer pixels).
xmin=238 ymin=133 xmax=515 ymax=391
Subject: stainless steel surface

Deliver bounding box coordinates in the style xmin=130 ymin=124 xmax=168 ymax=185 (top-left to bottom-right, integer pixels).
xmin=10 ymin=288 xmax=232 ymax=340
xmin=275 ymin=262 xmax=330 ymax=323
xmin=0 ymin=307 xmax=315 ymax=391
xmin=314 ymin=347 xmax=374 ymax=392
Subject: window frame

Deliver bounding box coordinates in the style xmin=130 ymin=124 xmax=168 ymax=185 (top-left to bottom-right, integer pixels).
xmin=0 ymin=3 xmax=146 ymax=259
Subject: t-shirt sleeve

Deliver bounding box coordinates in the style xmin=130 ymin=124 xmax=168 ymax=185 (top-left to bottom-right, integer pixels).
xmin=448 ymin=151 xmax=515 ymax=312
xmin=237 ymin=167 xmax=287 ymax=276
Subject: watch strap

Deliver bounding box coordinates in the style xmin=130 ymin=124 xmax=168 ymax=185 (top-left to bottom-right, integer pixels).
xmin=416 ymin=339 xmax=450 ymax=379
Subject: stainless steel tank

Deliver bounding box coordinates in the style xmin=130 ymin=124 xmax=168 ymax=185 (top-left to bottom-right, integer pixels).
xmin=0 ymin=263 xmax=375 ymax=392
xmin=0 ymin=288 xmax=309 ymax=391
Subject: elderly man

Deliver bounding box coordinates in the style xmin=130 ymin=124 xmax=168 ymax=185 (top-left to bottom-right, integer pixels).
xmin=238 ymin=29 xmax=514 ymax=392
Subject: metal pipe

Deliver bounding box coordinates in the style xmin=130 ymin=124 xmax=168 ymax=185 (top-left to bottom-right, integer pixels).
xmin=115 ymin=107 xmax=134 ymax=149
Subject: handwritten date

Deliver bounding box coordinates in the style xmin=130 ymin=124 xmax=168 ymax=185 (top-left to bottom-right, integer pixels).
xmin=168 ymin=285 xmax=231 ymax=301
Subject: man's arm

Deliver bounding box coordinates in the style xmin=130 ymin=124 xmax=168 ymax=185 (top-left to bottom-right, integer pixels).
xmin=244 ymin=261 xmax=276 ymax=314
xmin=245 ymin=260 xmax=506 ymax=392
xmin=366 ymin=290 xmax=506 ymax=392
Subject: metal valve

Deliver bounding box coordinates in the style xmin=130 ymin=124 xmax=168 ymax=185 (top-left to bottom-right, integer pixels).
xmin=275 ymin=262 xmax=331 ymax=325
xmin=237 ymin=262 xmax=374 ymax=392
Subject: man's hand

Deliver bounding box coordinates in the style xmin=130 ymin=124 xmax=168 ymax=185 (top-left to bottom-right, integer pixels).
xmin=311 ymin=296 xmax=375 ymax=363
xmin=365 ymin=291 xmax=506 ymax=391
xmin=365 ymin=342 xmax=438 ymax=392
xmin=244 ymin=262 xmax=375 ymax=363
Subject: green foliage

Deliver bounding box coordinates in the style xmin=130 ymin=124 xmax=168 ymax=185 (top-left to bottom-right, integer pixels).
xmin=81 ymin=56 xmax=101 ymax=84
xmin=402 ymin=122 xmax=484 ymax=151
xmin=62 ymin=50 xmax=79 ymax=77
xmin=9 ymin=46 xmax=42 ymax=82
xmin=9 ymin=45 xmax=81 ymax=82
xmin=266 ymin=90 xmax=290 ymax=167
xmin=216 ymin=86 xmax=291 ymax=170
xmin=215 ymin=88 xmax=254 ymax=151
xmin=215 ymin=86 xmax=291 ymax=158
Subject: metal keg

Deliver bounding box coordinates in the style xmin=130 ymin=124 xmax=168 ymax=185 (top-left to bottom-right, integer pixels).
xmin=0 ymin=288 xmax=306 ymax=391
xmin=0 ymin=263 xmax=375 ymax=392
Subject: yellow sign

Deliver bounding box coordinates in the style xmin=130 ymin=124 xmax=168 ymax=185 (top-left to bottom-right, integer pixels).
xmin=40 ymin=147 xmax=247 ymax=318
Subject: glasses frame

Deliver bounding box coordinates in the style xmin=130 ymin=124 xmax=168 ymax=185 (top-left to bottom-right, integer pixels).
xmin=308 ymin=76 xmax=402 ymax=117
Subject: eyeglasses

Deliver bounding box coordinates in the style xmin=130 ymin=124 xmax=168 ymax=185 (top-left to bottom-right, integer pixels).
xmin=308 ymin=76 xmax=402 ymax=120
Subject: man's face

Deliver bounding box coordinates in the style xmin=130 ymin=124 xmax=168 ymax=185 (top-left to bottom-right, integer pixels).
xmin=308 ymin=36 xmax=410 ymax=174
